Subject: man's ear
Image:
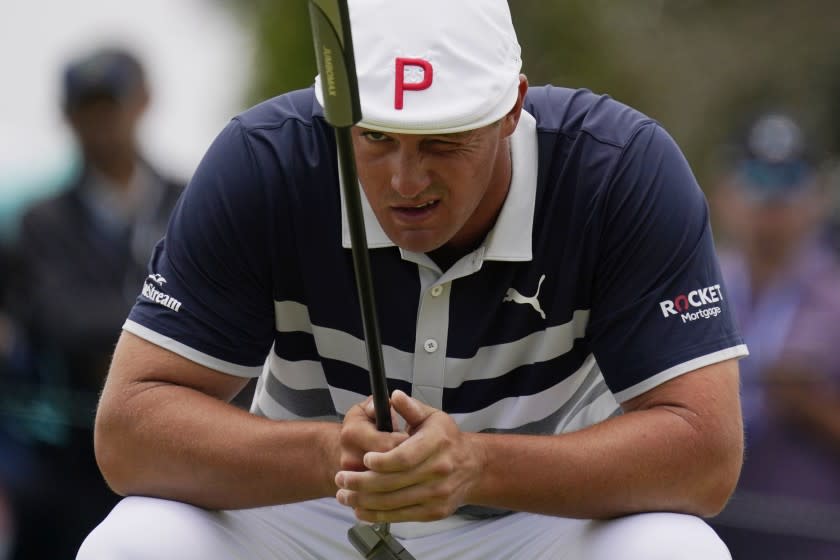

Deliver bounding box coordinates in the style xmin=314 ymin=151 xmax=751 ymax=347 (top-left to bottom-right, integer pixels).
xmin=500 ymin=74 xmax=529 ymax=137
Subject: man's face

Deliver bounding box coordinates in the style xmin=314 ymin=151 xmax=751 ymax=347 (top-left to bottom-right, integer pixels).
xmin=67 ymin=91 xmax=147 ymax=164
xmin=719 ymin=175 xmax=825 ymax=264
xmin=744 ymin=192 xmax=820 ymax=258
xmin=351 ymin=121 xmax=515 ymax=255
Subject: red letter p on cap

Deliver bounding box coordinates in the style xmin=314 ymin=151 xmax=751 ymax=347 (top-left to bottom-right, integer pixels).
xmin=394 ymin=58 xmax=433 ymax=110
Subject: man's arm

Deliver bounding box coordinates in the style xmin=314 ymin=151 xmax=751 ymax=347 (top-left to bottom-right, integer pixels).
xmin=335 ymin=359 xmax=743 ymax=522
xmin=95 ymin=331 xmax=403 ymax=510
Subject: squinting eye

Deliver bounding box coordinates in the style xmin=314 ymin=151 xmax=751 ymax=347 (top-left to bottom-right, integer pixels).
xmin=362 ymin=131 xmax=389 ymax=142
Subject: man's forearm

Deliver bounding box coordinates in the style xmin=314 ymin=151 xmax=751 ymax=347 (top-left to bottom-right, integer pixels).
xmin=95 ymin=383 xmax=341 ymax=510
xmin=465 ymin=402 xmax=742 ymax=519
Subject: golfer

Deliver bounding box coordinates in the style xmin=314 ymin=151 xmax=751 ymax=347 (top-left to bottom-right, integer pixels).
xmin=78 ymin=1 xmax=747 ymax=558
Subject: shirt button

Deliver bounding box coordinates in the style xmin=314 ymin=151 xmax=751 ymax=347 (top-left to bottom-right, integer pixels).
xmin=430 ymin=285 xmax=444 ymax=297
xmin=423 ymin=339 xmax=438 ymax=353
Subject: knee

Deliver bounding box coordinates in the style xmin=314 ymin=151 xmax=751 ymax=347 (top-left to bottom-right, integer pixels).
xmin=584 ymin=512 xmax=730 ymax=560
xmin=76 ymin=496 xmax=236 ymax=560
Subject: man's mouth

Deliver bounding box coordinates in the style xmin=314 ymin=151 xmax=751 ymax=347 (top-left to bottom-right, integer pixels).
xmin=391 ymin=199 xmax=440 ymax=220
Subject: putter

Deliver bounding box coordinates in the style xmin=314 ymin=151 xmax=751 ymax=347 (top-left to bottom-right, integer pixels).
xmin=307 ymin=2 xmax=417 ymax=559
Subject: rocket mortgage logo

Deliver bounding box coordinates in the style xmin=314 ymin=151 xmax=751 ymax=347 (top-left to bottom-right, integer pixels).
xmin=659 ymin=284 xmax=723 ymax=323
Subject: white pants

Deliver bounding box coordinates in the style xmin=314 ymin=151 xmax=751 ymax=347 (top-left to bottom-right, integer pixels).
xmin=77 ymin=497 xmax=730 ymax=560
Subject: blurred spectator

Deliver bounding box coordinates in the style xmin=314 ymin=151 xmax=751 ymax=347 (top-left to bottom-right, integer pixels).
xmin=2 ymin=46 xmax=184 ymax=559
xmin=1 ymin=230 xmax=33 ymax=560
xmin=710 ymin=112 xmax=840 ymax=558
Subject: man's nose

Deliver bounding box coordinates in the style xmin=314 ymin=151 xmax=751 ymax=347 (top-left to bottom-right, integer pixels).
xmin=390 ymin=148 xmax=432 ymax=199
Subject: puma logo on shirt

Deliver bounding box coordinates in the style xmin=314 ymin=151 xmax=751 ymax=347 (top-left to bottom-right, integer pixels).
xmin=503 ymin=274 xmax=546 ymax=319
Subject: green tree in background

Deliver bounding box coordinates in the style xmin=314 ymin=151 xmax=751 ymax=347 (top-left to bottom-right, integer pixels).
xmin=237 ymin=0 xmax=316 ymax=102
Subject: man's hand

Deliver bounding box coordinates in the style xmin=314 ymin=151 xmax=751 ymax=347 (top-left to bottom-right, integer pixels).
xmin=336 ymin=390 xmax=487 ymax=523
xmin=339 ymin=396 xmax=409 ymax=472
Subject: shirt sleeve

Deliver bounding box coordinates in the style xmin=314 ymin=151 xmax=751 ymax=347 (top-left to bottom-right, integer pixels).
xmin=586 ymin=123 xmax=747 ymax=402
xmin=124 ymin=118 xmax=276 ymax=377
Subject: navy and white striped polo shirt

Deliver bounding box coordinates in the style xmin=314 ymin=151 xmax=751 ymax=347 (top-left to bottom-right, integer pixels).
xmin=125 ymin=85 xmax=747 ymax=435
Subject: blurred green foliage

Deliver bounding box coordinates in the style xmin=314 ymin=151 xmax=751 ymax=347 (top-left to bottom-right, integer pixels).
xmin=231 ymin=0 xmax=840 ymax=189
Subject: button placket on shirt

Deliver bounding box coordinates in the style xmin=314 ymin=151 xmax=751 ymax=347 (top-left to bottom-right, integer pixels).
xmin=411 ymin=274 xmax=450 ymax=409
xmin=408 ymin=253 xmax=484 ymax=410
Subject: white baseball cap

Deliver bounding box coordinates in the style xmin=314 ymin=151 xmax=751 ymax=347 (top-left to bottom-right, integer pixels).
xmin=314 ymin=0 xmax=522 ymax=134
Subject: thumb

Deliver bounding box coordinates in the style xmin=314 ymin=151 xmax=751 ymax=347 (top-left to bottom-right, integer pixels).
xmin=391 ymin=389 xmax=436 ymax=428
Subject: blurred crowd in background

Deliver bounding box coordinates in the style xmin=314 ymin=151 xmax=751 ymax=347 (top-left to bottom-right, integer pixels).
xmin=2 ymin=1 xmax=840 ymax=558
xmin=0 ymin=46 xmax=185 ymax=558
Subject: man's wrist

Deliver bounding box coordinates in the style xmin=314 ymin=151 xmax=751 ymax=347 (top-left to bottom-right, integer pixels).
xmin=315 ymin=421 xmax=343 ymax=497
xmin=463 ymin=431 xmax=492 ymax=507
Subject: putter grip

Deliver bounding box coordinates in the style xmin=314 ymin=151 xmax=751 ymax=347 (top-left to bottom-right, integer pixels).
xmin=348 ymin=524 xmax=417 ymax=560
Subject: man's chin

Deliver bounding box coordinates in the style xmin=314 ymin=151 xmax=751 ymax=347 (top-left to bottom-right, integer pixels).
xmin=387 ymin=230 xmax=447 ymax=254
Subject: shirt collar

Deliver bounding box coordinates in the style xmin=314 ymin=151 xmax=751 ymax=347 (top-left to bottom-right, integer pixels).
xmin=340 ymin=109 xmax=538 ymax=263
